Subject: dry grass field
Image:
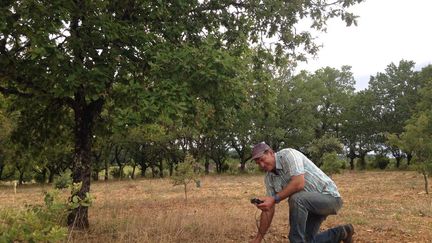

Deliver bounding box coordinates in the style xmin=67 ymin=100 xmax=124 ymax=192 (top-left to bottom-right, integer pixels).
xmin=1 ymin=171 xmax=432 ymax=242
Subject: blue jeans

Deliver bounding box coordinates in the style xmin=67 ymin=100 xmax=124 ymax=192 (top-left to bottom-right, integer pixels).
xmin=288 ymin=191 xmax=344 ymax=243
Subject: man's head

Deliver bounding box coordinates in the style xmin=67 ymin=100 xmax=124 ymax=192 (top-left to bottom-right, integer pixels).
xmin=251 ymin=143 xmax=275 ymax=172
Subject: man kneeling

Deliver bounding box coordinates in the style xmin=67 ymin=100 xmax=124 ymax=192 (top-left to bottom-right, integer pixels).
xmin=250 ymin=143 xmax=354 ymax=243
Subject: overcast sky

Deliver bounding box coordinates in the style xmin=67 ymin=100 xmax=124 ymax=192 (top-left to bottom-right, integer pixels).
xmin=296 ymin=0 xmax=432 ymax=90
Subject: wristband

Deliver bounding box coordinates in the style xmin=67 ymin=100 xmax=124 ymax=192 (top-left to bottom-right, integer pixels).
xmin=273 ymin=194 xmax=281 ymax=204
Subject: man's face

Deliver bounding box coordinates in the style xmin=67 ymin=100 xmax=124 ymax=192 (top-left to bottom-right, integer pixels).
xmin=254 ymin=150 xmax=275 ymax=172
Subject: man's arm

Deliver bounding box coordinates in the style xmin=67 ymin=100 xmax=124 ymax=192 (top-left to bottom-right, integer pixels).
xmin=251 ymin=205 xmax=275 ymax=243
xmin=275 ymin=174 xmax=305 ymax=202
xmin=258 ymin=174 xmax=305 ymax=210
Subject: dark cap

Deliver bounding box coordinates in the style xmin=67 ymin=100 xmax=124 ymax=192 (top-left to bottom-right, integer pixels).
xmin=251 ymin=143 xmax=271 ymax=160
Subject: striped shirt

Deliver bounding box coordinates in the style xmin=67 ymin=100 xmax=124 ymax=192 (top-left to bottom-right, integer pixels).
xmin=264 ymin=148 xmax=340 ymax=198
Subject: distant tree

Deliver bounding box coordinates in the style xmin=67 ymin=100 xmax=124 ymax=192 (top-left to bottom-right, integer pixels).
xmin=390 ymin=66 xmax=432 ymax=193
xmin=307 ymin=135 xmax=343 ymax=167
xmin=311 ymin=66 xmax=356 ymax=139
xmin=125 ymin=123 xmax=172 ymax=178
xmin=225 ymin=61 xmax=256 ymax=172
xmin=250 ymin=69 xmax=281 ymax=149
xmin=8 ymin=99 xmax=73 ymax=184
xmin=340 ymin=90 xmax=380 ymax=170
xmin=273 ymin=70 xmax=320 ymax=150
xmin=392 ymin=114 xmax=432 ymax=194
xmin=227 ymin=103 xmax=254 ymax=172
xmin=369 ymin=60 xmax=419 ymax=168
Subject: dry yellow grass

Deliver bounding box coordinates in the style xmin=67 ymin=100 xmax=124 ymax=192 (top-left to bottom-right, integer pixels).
xmin=1 ymin=171 xmax=431 ymax=242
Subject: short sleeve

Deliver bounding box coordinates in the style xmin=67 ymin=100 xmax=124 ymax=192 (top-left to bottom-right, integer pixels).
xmin=284 ymin=149 xmax=305 ymax=176
xmin=264 ymin=175 xmax=276 ymax=196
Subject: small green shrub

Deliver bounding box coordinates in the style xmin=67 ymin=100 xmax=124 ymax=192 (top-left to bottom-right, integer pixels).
xmin=110 ymin=167 xmax=124 ymax=179
xmin=0 ymin=190 xmax=68 ymax=242
xmin=321 ymin=152 xmax=343 ymax=177
xmin=373 ymin=154 xmax=390 ymax=170
xmin=172 ymin=154 xmax=200 ymax=201
xmin=53 ymin=171 xmax=72 ymax=189
xmin=341 ymin=160 xmax=347 ymax=170
xmin=33 ymin=169 xmax=47 ymax=184
xmin=220 ymin=162 xmax=229 ymax=173
xmin=226 ymin=159 xmax=240 ymax=175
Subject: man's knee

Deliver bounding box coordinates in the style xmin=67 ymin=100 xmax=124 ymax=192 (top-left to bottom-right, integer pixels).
xmin=288 ymin=191 xmax=305 ymax=208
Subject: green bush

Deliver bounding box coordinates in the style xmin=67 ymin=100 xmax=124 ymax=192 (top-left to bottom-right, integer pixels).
xmin=34 ymin=173 xmax=47 ymax=184
xmin=321 ymin=152 xmax=343 ymax=177
xmin=246 ymin=162 xmax=261 ymax=174
xmin=224 ymin=158 xmax=250 ymax=175
xmin=33 ymin=167 xmax=47 ymax=184
xmin=172 ymin=154 xmax=200 ymax=201
xmin=0 ymin=190 xmax=68 ymax=242
xmin=373 ymin=154 xmax=390 ymax=170
xmin=220 ymin=162 xmax=229 ymax=173
xmin=110 ymin=167 xmax=124 ymax=179
xmin=53 ymin=171 xmax=72 ymax=189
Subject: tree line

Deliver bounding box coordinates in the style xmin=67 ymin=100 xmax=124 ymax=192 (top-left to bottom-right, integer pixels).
xmin=2 ymin=60 xmax=431 ymax=181
xmin=3 ymin=0 xmax=432 ymax=229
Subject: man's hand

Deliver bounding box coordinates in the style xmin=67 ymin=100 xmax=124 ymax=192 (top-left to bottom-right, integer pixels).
xmin=254 ymin=196 xmax=276 ymax=211
xmin=250 ymin=234 xmax=263 ymax=243
xmin=250 ymin=200 xmax=276 ymax=243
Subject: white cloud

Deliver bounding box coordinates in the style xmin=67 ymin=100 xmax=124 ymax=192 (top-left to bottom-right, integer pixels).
xmin=296 ymin=0 xmax=432 ymax=90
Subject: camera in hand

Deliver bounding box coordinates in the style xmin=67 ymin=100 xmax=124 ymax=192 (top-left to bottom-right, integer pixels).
xmin=250 ymin=198 xmax=264 ymax=204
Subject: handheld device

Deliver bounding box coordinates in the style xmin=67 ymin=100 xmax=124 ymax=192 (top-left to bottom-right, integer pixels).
xmin=250 ymin=198 xmax=264 ymax=204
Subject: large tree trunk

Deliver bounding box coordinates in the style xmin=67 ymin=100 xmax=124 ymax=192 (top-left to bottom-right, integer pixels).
xmin=231 ymin=142 xmax=248 ymax=173
xmin=151 ymin=160 xmax=158 ymax=178
xmin=347 ymin=146 xmax=357 ymax=170
xmin=92 ymin=151 xmax=102 ymax=181
xmin=92 ymin=171 xmax=99 ymax=181
xmin=104 ymin=159 xmax=109 ymax=181
xmin=204 ymin=157 xmax=210 ymax=174
xmin=169 ymin=160 xmax=174 ymax=176
xmin=238 ymin=152 xmax=249 ymax=173
xmin=158 ymin=159 xmax=163 ymax=178
xmin=358 ymin=153 xmax=367 ymax=170
xmin=67 ymin=95 xmax=103 ymax=229
xmin=0 ymin=153 xmax=3 ymax=179
xmin=131 ymin=164 xmax=136 ymax=179
xmin=48 ymin=169 xmax=55 ymax=183
xmin=215 ymin=161 xmax=221 ymax=173
xmin=423 ymin=172 xmax=429 ymax=194
xmin=39 ymin=167 xmax=47 ymax=184
xmin=18 ymin=169 xmax=24 ymax=185
xmin=113 ymin=146 xmax=125 ymax=180
xmin=47 ymin=163 xmax=62 ymax=183
xmin=391 ymin=149 xmax=403 ymax=168
xmin=48 ymin=172 xmax=55 ymax=183
xmin=239 ymin=159 xmax=246 ymax=172
xmin=0 ymin=162 xmax=4 ymax=180
xmin=168 ymin=148 xmax=179 ymax=176
xmin=349 ymin=157 xmax=355 ymax=170
xmin=140 ymin=164 xmax=148 ymax=177
xmin=395 ymin=156 xmax=402 ymax=168
xmin=16 ymin=163 xmax=25 ymax=185
xmin=406 ymin=152 xmax=413 ymax=165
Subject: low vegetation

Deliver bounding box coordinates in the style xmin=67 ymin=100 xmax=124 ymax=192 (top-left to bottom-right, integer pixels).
xmin=0 ymin=190 xmax=68 ymax=242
